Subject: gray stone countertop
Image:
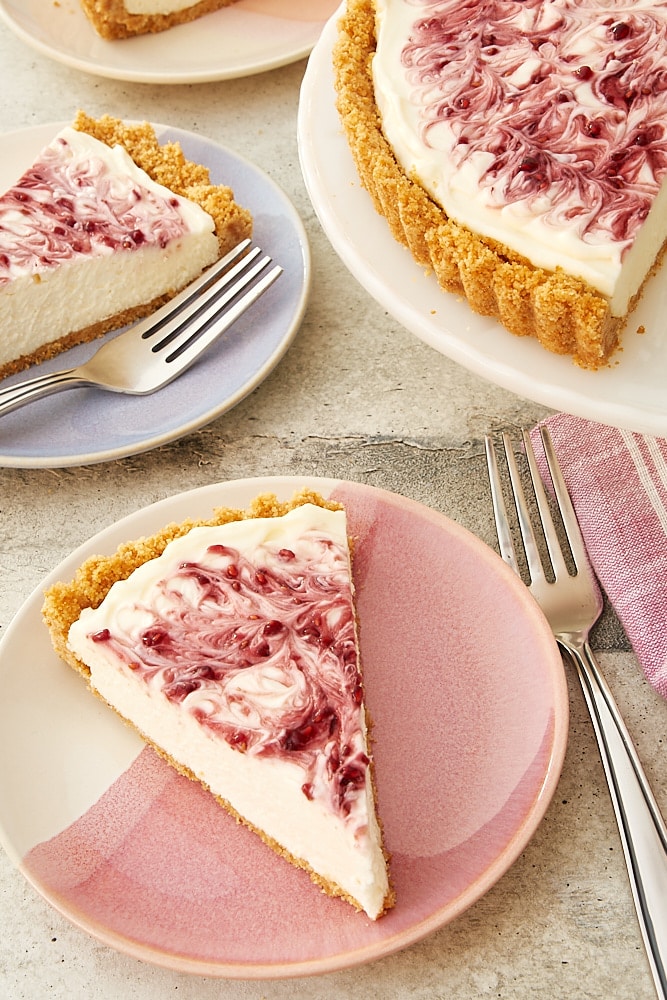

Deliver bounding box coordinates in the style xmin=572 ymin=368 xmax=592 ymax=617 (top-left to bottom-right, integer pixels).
xmin=0 ymin=13 xmax=664 ymax=1000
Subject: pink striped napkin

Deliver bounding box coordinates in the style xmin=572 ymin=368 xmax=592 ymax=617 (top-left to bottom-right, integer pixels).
xmin=530 ymin=415 xmax=667 ymax=698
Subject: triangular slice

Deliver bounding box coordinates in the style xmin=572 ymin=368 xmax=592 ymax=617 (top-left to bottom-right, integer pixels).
xmin=42 ymin=491 xmax=394 ymax=920
xmin=0 ymin=112 xmax=252 ymax=381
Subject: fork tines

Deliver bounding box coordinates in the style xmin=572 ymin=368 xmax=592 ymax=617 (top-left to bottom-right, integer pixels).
xmin=486 ymin=430 xmax=667 ymax=999
xmin=484 ymin=428 xmax=588 ymax=586
xmin=140 ymin=240 xmax=282 ymax=360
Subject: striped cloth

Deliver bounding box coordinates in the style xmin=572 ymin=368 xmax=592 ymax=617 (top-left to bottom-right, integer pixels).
xmin=530 ymin=415 xmax=667 ymax=697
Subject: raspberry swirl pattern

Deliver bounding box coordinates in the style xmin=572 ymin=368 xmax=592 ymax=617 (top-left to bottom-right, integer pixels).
xmin=87 ymin=513 xmax=370 ymax=824
xmin=0 ymin=129 xmax=195 ymax=285
xmin=368 ymin=0 xmax=667 ymax=306
xmin=400 ymin=0 xmax=667 ymax=249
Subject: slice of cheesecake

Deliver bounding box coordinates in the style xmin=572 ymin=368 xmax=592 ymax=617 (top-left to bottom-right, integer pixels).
xmin=42 ymin=491 xmax=394 ymax=920
xmin=0 ymin=112 xmax=252 ymax=380
xmin=80 ymin=0 xmax=240 ymax=39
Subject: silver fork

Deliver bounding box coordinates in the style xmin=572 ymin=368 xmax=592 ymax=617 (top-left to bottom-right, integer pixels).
xmin=485 ymin=427 xmax=667 ymax=1000
xmin=0 ymin=239 xmax=282 ymax=417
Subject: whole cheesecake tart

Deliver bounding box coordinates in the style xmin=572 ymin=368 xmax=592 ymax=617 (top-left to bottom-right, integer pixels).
xmin=42 ymin=491 xmax=395 ymax=921
xmin=80 ymin=0 xmax=239 ymax=38
xmin=0 ymin=112 xmax=252 ymax=381
xmin=333 ymin=0 xmax=667 ymax=369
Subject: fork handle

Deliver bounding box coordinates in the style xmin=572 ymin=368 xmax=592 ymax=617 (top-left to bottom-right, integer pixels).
xmin=564 ymin=638 xmax=667 ymax=999
xmin=0 ymin=369 xmax=85 ymax=416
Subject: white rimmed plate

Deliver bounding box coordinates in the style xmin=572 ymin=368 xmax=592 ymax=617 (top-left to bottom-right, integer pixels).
xmin=0 ymin=476 xmax=567 ymax=978
xmin=297 ymin=10 xmax=667 ymax=437
xmin=0 ymin=122 xmax=310 ymax=468
xmin=0 ymin=0 xmax=340 ymax=83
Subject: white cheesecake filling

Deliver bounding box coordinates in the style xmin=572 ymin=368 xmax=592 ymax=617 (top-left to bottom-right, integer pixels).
xmin=67 ymin=504 xmax=390 ymax=920
xmin=0 ymin=239 xmax=217 ymax=371
xmin=124 ymin=0 xmax=200 ymax=13
xmin=84 ymin=653 xmax=388 ymax=919
xmin=373 ymin=0 xmax=667 ymax=313
xmin=0 ymin=127 xmax=218 ymax=369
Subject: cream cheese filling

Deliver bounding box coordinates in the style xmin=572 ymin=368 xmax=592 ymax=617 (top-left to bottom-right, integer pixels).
xmin=0 ymin=238 xmax=217 ymax=370
xmin=124 ymin=0 xmax=200 ymax=14
xmin=83 ymin=653 xmax=389 ymax=919
xmin=67 ymin=505 xmax=390 ymax=920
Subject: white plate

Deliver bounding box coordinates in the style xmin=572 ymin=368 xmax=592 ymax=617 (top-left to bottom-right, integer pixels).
xmin=0 ymin=0 xmax=339 ymax=84
xmin=0 ymin=477 xmax=567 ymax=976
xmin=0 ymin=122 xmax=310 ymax=469
xmin=298 ymin=11 xmax=667 ymax=437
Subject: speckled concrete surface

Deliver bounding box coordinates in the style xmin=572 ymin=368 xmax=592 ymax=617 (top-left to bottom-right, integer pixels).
xmin=0 ymin=12 xmax=664 ymax=1000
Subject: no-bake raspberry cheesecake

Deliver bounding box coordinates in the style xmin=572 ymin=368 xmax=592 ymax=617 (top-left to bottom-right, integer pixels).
xmin=80 ymin=0 xmax=239 ymax=39
xmin=0 ymin=112 xmax=252 ymax=381
xmin=42 ymin=491 xmax=394 ymax=921
xmin=334 ymin=0 xmax=667 ymax=368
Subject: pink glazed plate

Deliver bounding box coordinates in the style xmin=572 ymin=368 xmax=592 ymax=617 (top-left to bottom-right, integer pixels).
xmin=0 ymin=478 xmax=568 ymax=978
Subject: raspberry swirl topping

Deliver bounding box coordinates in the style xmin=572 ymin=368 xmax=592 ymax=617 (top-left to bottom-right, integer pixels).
xmin=0 ymin=128 xmax=196 ymax=286
xmin=85 ymin=510 xmax=370 ymax=824
xmin=400 ymin=0 xmax=667 ymax=248
xmin=373 ymin=0 xmax=667 ymax=303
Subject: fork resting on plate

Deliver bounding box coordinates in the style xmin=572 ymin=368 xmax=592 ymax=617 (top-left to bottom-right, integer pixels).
xmin=0 ymin=239 xmax=282 ymax=418
xmin=486 ymin=427 xmax=667 ymax=1000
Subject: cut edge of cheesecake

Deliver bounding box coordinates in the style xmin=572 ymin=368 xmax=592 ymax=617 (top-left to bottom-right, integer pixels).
xmin=41 ymin=488 xmax=396 ymax=921
xmin=79 ymin=0 xmax=240 ymax=39
xmin=0 ymin=111 xmax=253 ymax=381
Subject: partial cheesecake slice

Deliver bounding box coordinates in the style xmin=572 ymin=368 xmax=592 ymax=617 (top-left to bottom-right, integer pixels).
xmin=0 ymin=112 xmax=252 ymax=380
xmin=42 ymin=491 xmax=395 ymax=920
xmin=334 ymin=0 xmax=667 ymax=368
xmin=80 ymin=0 xmax=240 ymax=39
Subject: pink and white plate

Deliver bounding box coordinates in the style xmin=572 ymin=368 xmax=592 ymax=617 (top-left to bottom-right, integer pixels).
xmin=0 ymin=478 xmax=567 ymax=977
